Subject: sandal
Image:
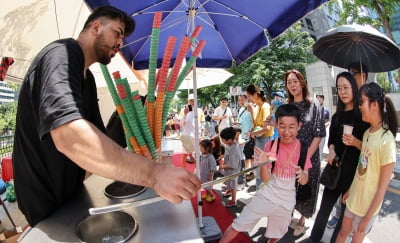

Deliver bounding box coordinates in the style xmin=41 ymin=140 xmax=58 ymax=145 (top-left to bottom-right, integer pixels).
xmin=293 ymin=222 xmax=306 ymax=236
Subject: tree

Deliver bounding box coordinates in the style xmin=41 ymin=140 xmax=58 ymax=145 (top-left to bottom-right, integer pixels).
xmin=331 ymin=0 xmax=400 ymax=91
xmin=333 ymin=0 xmax=398 ymax=41
xmin=376 ymin=72 xmax=391 ymax=92
xmin=182 ymin=23 xmax=318 ymax=105
xmin=228 ymin=23 xmax=317 ymax=100
xmin=0 ymin=102 xmax=17 ymax=134
xmin=176 ymin=86 xmax=227 ymax=108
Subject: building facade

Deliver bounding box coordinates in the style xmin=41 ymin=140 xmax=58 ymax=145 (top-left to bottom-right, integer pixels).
xmin=0 ymin=82 xmax=15 ymax=104
xmin=300 ymin=1 xmax=341 ymax=40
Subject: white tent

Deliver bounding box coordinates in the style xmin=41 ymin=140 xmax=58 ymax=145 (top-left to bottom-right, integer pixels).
xmin=0 ymin=0 xmax=147 ymax=122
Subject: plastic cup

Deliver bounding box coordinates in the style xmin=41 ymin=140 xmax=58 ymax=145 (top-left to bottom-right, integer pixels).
xmin=343 ymin=124 xmax=353 ymax=135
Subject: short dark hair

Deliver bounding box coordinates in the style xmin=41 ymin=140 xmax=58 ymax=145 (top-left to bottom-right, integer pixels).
xmin=316 ymin=94 xmax=324 ymax=100
xmin=83 ymin=6 xmax=135 ymax=37
xmin=233 ymin=126 xmax=242 ymax=134
xmin=347 ymin=62 xmax=368 ymax=79
xmin=219 ymin=127 xmax=236 ymax=140
xmin=275 ymin=104 xmax=301 ymax=123
xmin=220 ymin=97 xmax=228 ymax=102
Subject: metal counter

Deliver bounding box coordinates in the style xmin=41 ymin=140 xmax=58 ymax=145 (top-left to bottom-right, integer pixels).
xmin=19 ymin=175 xmax=203 ymax=243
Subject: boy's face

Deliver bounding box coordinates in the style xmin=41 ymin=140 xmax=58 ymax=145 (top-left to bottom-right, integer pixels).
xmin=276 ymin=116 xmax=301 ymax=144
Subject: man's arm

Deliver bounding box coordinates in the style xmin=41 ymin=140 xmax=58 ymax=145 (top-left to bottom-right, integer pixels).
xmin=212 ymin=107 xmax=223 ymax=121
xmin=51 ymin=119 xmax=200 ymax=203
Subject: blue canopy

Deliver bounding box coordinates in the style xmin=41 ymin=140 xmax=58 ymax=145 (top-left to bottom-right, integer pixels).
xmin=85 ymin=0 xmax=329 ymax=69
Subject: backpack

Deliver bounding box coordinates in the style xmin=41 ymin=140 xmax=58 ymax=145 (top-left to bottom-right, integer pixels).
xmin=270 ymin=139 xmax=311 ymax=203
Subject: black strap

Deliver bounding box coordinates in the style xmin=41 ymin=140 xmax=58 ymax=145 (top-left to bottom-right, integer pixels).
xmin=218 ymin=108 xmax=227 ymax=126
xmin=337 ymin=146 xmax=348 ymax=167
xmin=238 ymin=107 xmax=247 ymax=119
xmin=298 ymin=141 xmax=308 ymax=170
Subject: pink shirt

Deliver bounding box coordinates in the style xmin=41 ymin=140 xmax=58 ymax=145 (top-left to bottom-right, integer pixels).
xmin=259 ymin=139 xmax=312 ymax=210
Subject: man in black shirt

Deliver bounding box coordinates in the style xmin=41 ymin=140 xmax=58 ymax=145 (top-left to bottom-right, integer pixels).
xmin=13 ymin=6 xmax=200 ymax=226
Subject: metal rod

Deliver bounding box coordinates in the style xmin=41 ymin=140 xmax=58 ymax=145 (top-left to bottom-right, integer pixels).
xmin=200 ymin=160 xmax=274 ymax=188
xmin=88 ymin=160 xmax=274 ymax=215
xmin=89 ymin=196 xmax=164 ymax=215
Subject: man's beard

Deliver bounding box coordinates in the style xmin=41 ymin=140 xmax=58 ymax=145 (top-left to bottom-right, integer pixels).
xmin=94 ymin=33 xmax=113 ymax=65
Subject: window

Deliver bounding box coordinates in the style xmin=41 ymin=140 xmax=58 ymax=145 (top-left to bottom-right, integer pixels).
xmin=331 ymin=87 xmax=338 ymax=106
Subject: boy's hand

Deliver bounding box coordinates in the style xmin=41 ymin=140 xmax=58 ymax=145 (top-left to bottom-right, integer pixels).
xmin=291 ymin=162 xmax=308 ymax=184
xmin=253 ymin=147 xmax=276 ymax=165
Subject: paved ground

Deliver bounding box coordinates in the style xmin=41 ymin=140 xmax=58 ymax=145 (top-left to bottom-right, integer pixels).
xmin=0 ymin=134 xmax=399 ymax=242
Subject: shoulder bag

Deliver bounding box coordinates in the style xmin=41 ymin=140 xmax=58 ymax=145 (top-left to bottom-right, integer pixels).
xmin=320 ymin=147 xmax=347 ymax=190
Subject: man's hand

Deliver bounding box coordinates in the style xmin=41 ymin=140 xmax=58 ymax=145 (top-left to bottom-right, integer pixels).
xmin=152 ymin=163 xmax=201 ymax=203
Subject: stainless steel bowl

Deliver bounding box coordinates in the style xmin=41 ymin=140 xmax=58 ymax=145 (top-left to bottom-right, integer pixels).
xmin=75 ymin=211 xmax=138 ymax=243
xmin=104 ymin=181 xmax=146 ymax=199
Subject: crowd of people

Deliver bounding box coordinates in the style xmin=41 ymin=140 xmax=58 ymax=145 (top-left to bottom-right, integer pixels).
xmin=186 ymin=64 xmax=397 ymax=243
xmin=11 ymin=5 xmax=397 ymax=243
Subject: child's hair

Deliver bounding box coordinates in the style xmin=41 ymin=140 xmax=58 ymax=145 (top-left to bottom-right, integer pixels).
xmin=233 ymin=126 xmax=242 ymax=134
xmin=219 ymin=127 xmax=237 ymax=140
xmin=334 ymin=72 xmax=362 ymax=126
xmin=284 ymin=69 xmax=311 ymax=106
xmin=199 ymin=139 xmax=213 ymax=154
xmin=360 ymin=82 xmax=398 ymax=136
xmin=275 ymin=104 xmax=301 ymax=122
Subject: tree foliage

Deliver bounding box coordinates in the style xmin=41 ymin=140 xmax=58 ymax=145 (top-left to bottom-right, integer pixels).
xmin=331 ymin=0 xmax=399 ymax=41
xmin=228 ymin=23 xmax=317 ymax=101
xmin=0 ymin=102 xmax=17 ymax=134
xmin=178 ymin=23 xmax=322 ymax=106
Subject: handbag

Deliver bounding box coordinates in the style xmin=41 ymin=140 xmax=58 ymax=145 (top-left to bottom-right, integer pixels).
xmin=243 ymin=138 xmax=255 ymax=160
xmin=320 ymin=147 xmax=347 ymax=190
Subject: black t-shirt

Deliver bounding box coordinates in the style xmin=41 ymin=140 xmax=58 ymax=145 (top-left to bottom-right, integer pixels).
xmin=328 ymin=110 xmax=369 ymax=192
xmin=12 ymin=38 xmax=106 ymax=226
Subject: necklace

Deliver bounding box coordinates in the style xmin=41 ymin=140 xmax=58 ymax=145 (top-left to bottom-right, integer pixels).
xmin=369 ymin=121 xmax=382 ymax=133
xmin=366 ymin=126 xmax=381 ymax=142
xmin=274 ymin=140 xmax=299 ymax=179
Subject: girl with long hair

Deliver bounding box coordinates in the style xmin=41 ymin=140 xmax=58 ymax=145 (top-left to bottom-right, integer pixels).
xmin=336 ymin=82 xmax=397 ymax=243
xmin=310 ymin=72 xmax=369 ymax=242
xmin=284 ymin=69 xmax=326 ymax=236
